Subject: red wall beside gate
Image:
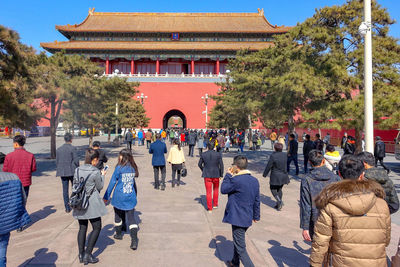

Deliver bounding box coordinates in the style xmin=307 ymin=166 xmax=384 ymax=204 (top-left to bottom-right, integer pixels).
xmin=136 ymin=82 xmax=219 ymax=129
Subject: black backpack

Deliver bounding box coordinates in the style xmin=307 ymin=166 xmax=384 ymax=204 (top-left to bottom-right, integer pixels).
xmin=69 ymin=169 xmax=93 ymax=210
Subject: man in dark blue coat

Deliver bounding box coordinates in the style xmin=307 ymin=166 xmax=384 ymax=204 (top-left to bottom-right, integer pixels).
xmin=0 ymin=166 xmax=31 ymax=266
xmin=300 ymin=150 xmax=340 ymax=242
xmin=221 ymin=155 xmax=260 ymax=267
xmin=56 ymin=133 xmax=79 ymax=213
xmin=149 ymin=133 xmax=168 ymax=190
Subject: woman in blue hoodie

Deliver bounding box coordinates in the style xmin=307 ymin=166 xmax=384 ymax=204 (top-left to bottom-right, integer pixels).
xmin=103 ymin=149 xmax=139 ymax=250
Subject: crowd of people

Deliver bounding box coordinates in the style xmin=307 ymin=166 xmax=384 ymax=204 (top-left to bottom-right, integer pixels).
xmin=0 ymin=128 xmax=398 ymax=266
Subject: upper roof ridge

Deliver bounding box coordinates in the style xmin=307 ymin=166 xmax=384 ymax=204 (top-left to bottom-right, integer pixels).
xmin=90 ymin=11 xmax=264 ymax=17
xmin=54 ymin=9 xmax=292 ymax=35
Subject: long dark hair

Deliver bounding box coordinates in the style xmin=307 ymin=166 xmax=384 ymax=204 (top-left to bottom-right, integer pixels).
xmin=117 ymin=149 xmax=139 ymax=176
xmin=173 ymin=138 xmax=181 ymax=150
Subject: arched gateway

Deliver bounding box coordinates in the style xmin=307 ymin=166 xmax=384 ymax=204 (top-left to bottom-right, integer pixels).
xmin=163 ymin=110 xmax=187 ymax=129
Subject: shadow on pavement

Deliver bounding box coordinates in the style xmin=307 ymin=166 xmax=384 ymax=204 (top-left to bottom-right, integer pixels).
xmin=268 ymin=240 xmax=309 ymax=267
xmin=18 ymin=248 xmax=58 ymax=267
xmin=209 ymin=235 xmax=233 ymax=263
xmin=260 ymin=194 xmax=276 ymax=209
xmin=194 ymin=195 xmax=207 ymax=211
xmin=388 ymin=162 xmax=400 ymax=175
xmin=292 ymin=241 xmax=311 ymax=255
xmin=166 ymin=179 xmax=187 ymax=186
xmin=34 ymin=159 xmax=56 ymax=177
xmin=93 ymin=224 xmax=115 ymax=258
xmin=29 ymin=205 xmax=57 ymax=225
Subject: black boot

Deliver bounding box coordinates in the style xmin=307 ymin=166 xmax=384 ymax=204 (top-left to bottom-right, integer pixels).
xmin=114 ymin=225 xmax=123 ymax=240
xmin=79 ymin=252 xmax=84 ymax=263
xmin=275 ymin=195 xmax=283 ymax=211
xmin=130 ymin=228 xmax=138 ymax=250
xmin=83 ymin=253 xmax=99 ymax=265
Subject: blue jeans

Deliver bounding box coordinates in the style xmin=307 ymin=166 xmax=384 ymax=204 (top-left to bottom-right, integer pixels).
xmin=61 ymin=176 xmax=73 ymax=211
xmin=0 ymin=233 xmax=10 ymax=267
xmin=231 ymin=225 xmax=254 ymax=267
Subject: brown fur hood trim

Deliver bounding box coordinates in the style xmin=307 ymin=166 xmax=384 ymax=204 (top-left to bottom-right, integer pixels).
xmin=315 ymin=179 xmax=385 ymax=209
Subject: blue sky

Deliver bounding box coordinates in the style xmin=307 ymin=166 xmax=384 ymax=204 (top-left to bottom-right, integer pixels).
xmin=2 ymin=0 xmax=399 ymax=52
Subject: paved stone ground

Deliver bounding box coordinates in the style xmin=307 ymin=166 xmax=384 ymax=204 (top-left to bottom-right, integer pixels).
xmin=1 ymin=136 xmax=400 ymax=267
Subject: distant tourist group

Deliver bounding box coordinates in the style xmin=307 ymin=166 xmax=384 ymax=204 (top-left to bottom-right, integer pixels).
xmin=0 ymin=128 xmax=397 ymax=266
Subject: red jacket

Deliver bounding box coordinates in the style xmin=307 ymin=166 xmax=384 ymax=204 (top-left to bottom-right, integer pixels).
xmin=3 ymin=148 xmax=36 ymax=187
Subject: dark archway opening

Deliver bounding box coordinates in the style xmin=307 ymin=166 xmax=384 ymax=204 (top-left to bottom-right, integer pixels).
xmin=163 ymin=109 xmax=187 ymax=129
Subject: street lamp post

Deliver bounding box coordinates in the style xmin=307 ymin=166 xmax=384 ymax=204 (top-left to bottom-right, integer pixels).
xmin=137 ymin=93 xmax=148 ymax=105
xmin=359 ymin=0 xmax=374 ymax=153
xmin=115 ymin=102 xmax=119 ymax=144
xmin=201 ymin=94 xmax=209 ymax=130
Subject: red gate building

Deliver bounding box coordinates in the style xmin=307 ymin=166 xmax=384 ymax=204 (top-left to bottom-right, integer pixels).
xmin=41 ymin=8 xmax=291 ymax=129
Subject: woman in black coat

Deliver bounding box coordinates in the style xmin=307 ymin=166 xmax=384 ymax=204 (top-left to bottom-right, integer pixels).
xmin=263 ymin=142 xmax=290 ymax=211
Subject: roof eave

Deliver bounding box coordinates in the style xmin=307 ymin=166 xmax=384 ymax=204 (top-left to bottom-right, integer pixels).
xmin=51 ymin=29 xmax=289 ymax=34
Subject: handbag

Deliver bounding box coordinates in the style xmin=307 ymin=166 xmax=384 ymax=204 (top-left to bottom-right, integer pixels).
xmin=69 ymin=169 xmax=94 ymax=210
xmin=181 ymin=163 xmax=188 ymax=177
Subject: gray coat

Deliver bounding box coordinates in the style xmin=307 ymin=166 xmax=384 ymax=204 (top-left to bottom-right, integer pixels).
xmin=72 ymin=164 xmax=108 ymax=220
xmin=56 ymin=143 xmax=79 ymax=177
xmin=188 ymin=132 xmax=197 ymax=145
xmin=197 ymin=133 xmax=205 ymax=149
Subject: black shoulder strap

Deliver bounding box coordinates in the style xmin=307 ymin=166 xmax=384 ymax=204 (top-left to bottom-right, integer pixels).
xmin=77 ymin=168 xmax=91 ymax=185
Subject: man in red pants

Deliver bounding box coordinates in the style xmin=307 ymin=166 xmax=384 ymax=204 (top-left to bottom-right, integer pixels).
xmin=198 ymin=141 xmax=224 ymax=212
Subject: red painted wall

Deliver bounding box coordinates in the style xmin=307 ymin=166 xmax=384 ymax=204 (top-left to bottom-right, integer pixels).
xmin=136 ymin=82 xmax=219 ymax=129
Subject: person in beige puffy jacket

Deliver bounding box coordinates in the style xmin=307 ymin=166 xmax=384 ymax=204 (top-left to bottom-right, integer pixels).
xmin=310 ymin=155 xmax=391 ymax=267
xmin=167 ymin=139 xmax=186 ymax=187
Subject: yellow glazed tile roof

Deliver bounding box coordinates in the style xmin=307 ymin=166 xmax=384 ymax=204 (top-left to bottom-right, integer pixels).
xmin=55 ymin=9 xmax=291 ymax=34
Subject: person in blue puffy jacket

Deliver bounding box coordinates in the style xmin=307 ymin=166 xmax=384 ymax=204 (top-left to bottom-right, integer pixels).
xmin=0 ymin=166 xmax=31 ymax=267
xmin=103 ymin=149 xmax=139 ymax=250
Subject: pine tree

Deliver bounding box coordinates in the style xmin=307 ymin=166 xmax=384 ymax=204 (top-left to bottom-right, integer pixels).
xmin=35 ymin=52 xmax=102 ymax=158
xmin=0 ymin=25 xmax=42 ymax=131
xmin=296 ymin=0 xmax=400 ymax=151
xmin=210 ymin=0 xmax=400 ymax=153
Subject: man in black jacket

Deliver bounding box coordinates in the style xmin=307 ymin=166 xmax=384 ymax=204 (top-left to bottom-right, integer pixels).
xmin=374 ymin=136 xmax=390 ymax=173
xmin=314 ymin=134 xmax=324 ymax=152
xmin=300 ymin=150 xmax=340 ymax=241
xmin=263 ymin=142 xmax=290 ymax=211
xmin=287 ymin=134 xmax=299 ymax=175
xmin=303 ymin=134 xmax=315 ymax=174
xmin=92 ymin=141 xmax=108 ymax=170
xmin=198 ymin=142 xmax=224 ymax=212
xmin=358 ymin=151 xmax=398 ymax=213
xmin=56 ymin=133 xmax=79 ymax=213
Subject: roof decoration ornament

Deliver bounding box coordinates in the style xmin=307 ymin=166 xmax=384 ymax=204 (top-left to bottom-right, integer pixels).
xmin=89 ymin=8 xmax=95 ymax=16
xmin=257 ymin=8 xmax=264 ymax=16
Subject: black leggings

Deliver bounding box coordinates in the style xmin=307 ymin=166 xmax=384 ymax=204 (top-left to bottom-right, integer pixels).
xmin=270 ymin=185 xmax=283 ymax=201
xmin=78 ymin=217 xmax=102 ymax=254
xmin=172 ymin=164 xmax=182 ymax=184
xmin=114 ymin=207 xmax=137 ymax=229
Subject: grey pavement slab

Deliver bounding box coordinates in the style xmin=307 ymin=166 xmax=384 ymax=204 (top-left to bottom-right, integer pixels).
xmin=2 ymin=136 xmax=400 ymax=267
